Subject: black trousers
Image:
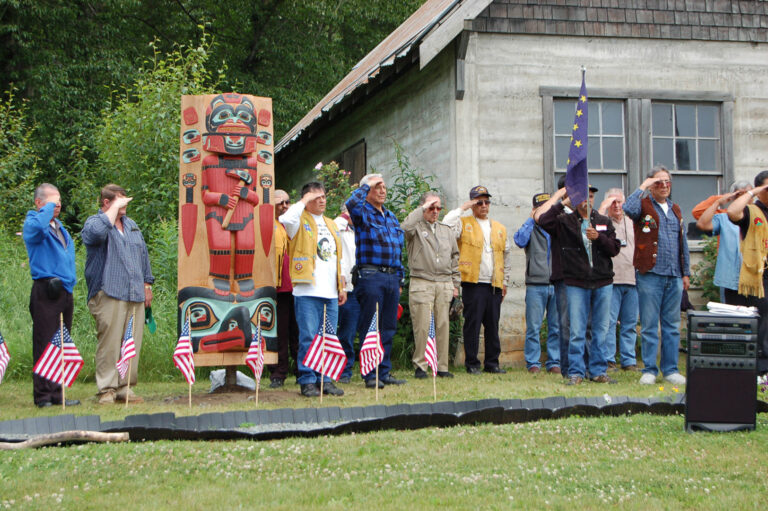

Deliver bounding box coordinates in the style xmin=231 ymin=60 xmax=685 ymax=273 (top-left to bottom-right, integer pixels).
xmin=268 ymin=291 xmax=299 ymax=381
xmin=724 ymin=285 xmax=768 ymax=374
xmin=461 ymin=282 xmax=503 ymax=369
xmin=29 ymin=279 xmax=73 ymax=405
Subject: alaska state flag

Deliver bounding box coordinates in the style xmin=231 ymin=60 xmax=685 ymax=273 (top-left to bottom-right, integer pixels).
xmin=565 ymin=73 xmax=589 ymax=208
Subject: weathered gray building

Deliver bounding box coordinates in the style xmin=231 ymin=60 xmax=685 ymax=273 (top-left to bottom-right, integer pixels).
xmin=276 ymin=0 xmax=768 ymax=366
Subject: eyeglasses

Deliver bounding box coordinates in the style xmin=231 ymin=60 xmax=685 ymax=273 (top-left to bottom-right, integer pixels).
xmin=276 ymin=200 xmax=289 ymax=206
xmin=427 ymin=206 xmax=443 ymax=212
xmin=475 ymin=199 xmax=491 ymax=206
xmin=656 ymin=180 xmax=672 ymax=187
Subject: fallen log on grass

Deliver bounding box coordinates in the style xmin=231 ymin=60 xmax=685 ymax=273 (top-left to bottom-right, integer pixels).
xmin=0 ymin=430 xmax=129 ymax=450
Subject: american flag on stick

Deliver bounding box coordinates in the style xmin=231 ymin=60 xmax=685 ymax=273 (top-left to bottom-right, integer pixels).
xmin=173 ymin=315 xmax=195 ymax=384
xmin=359 ymin=311 xmax=384 ymax=376
xmin=245 ymin=323 xmax=265 ymax=382
xmin=116 ymin=314 xmax=136 ymax=379
xmin=303 ymin=314 xmax=346 ymax=381
xmin=0 ymin=331 xmax=10 ymax=384
xmin=33 ymin=326 xmax=83 ymax=387
xmin=425 ymin=310 xmax=438 ymax=377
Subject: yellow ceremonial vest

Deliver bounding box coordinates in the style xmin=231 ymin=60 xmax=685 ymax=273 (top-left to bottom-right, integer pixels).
xmin=274 ymin=219 xmax=288 ymax=288
xmin=288 ymin=210 xmax=343 ymax=293
xmin=458 ymin=216 xmax=506 ymax=288
xmin=738 ymin=204 xmax=768 ymax=298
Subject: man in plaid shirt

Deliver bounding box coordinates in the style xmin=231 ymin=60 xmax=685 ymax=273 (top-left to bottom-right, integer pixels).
xmin=345 ymin=174 xmax=406 ymax=389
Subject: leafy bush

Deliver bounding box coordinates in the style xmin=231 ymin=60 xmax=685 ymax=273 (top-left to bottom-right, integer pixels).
xmin=93 ymin=33 xmax=228 ymax=238
xmin=313 ymin=161 xmax=357 ymax=218
xmin=0 ymin=88 xmax=40 ymax=234
xmin=691 ymin=234 xmax=719 ymax=303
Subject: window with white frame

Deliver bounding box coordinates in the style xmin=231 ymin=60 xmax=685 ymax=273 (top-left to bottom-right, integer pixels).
xmin=541 ymin=87 xmax=733 ymax=239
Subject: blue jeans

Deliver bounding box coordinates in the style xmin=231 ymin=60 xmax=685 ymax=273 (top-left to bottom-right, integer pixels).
xmin=604 ymin=284 xmax=638 ymax=367
xmin=636 ymin=272 xmax=683 ymax=377
xmin=294 ymin=296 xmax=338 ymax=385
xmin=566 ymin=284 xmax=611 ymax=378
xmin=356 ymin=269 xmax=400 ymax=381
xmin=524 ymin=284 xmax=560 ymax=369
xmin=337 ymin=289 xmax=363 ymax=379
xmin=554 ymin=281 xmax=570 ymax=376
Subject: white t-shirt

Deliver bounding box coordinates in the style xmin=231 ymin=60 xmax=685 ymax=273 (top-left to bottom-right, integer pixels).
xmin=659 ymin=201 xmax=669 ymax=215
xmin=477 ymin=218 xmax=493 ymax=283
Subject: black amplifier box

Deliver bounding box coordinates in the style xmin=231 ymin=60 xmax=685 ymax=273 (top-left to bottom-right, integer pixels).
xmin=685 ymin=311 xmax=758 ymax=432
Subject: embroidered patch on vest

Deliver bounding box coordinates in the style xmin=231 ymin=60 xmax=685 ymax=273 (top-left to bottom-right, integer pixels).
xmin=303 ymin=223 xmax=312 ymax=232
xmin=294 ymin=262 xmax=303 ymax=271
xmin=755 ymin=217 xmax=764 ymax=227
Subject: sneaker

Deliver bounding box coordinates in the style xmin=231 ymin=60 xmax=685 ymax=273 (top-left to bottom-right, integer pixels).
xmin=590 ymin=374 xmax=618 ymax=384
xmin=300 ymin=383 xmax=321 ymax=397
xmin=116 ymin=388 xmax=144 ymax=403
xmin=269 ymin=378 xmax=285 ymax=389
xmin=337 ymin=376 xmax=351 ymax=384
xmin=322 ymin=382 xmax=344 ymax=396
xmin=527 ymin=366 xmax=541 ymax=374
xmin=639 ymin=373 xmax=657 ymax=385
xmin=547 ymin=366 xmax=562 ymax=375
xmin=621 ymin=364 xmax=639 ymax=372
xmin=414 ymin=367 xmax=428 ymax=379
xmin=664 ymin=372 xmax=686 ymax=385
xmin=565 ymin=375 xmax=583 ymax=385
xmin=606 ymin=362 xmax=618 ymax=372
xmin=437 ymin=371 xmax=454 ymax=378
xmin=98 ymin=389 xmax=116 ymax=404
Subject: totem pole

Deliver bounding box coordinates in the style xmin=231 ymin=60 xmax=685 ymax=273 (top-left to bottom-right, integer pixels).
xmin=177 ymin=94 xmax=277 ymax=370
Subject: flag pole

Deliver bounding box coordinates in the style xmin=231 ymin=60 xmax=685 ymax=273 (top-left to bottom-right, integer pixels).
xmin=125 ymin=305 xmax=136 ymax=409
xmin=186 ymin=309 xmax=192 ymax=409
xmin=581 ymin=66 xmax=591 ymax=219
xmin=320 ymin=304 xmax=327 ymax=404
xmin=431 ymin=306 xmax=437 ymax=403
xmin=60 ymin=313 xmax=65 ymax=411
xmin=375 ymin=302 xmax=379 ymax=402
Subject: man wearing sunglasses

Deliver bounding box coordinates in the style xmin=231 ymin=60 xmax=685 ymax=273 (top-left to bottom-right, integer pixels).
xmin=444 ymin=186 xmax=512 ymax=375
xmin=624 ymin=165 xmax=689 ymax=386
xmin=402 ymin=192 xmax=460 ymax=379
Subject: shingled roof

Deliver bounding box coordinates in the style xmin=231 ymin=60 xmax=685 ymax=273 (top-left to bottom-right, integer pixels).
xmin=276 ymin=0 xmax=768 ymax=157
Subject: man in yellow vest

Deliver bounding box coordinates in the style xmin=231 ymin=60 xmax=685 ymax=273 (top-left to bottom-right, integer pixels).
xmin=279 ymin=182 xmax=347 ymax=397
xmin=268 ymin=189 xmax=299 ymax=388
xmin=444 ymin=186 xmax=512 ymax=374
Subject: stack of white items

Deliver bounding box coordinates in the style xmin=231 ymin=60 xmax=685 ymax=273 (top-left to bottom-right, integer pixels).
xmin=706 ymin=302 xmax=759 ymax=317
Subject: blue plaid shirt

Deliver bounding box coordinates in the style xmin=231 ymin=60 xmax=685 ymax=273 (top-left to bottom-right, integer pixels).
xmin=624 ymin=189 xmax=690 ymax=277
xmin=82 ymin=211 xmax=154 ymax=302
xmin=345 ymin=185 xmax=404 ymax=279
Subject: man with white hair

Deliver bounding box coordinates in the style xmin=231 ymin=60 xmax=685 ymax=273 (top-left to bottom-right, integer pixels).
xmin=345 ymin=174 xmax=406 ymax=388
xmin=692 ymin=180 xmax=752 ymax=303
xmin=598 ymin=188 xmax=638 ymax=371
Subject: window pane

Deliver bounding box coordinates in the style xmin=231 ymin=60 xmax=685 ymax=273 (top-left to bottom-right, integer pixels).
xmin=554 ymin=101 xmax=575 ymax=134
xmin=652 ymin=103 xmax=673 ymax=136
xmin=555 ymin=136 xmax=571 ymax=169
xmin=588 ymin=102 xmax=599 ymax=135
xmin=602 ymin=137 xmax=624 ymax=170
xmin=699 ymin=139 xmax=717 ymax=171
xmin=672 ymin=175 xmax=719 ymax=231
xmin=653 ymin=138 xmax=674 ymax=168
xmin=675 ymin=139 xmax=696 ymax=170
xmin=588 ymin=174 xmax=624 ymax=199
xmin=602 ymin=102 xmax=623 ymax=135
xmin=675 ymin=104 xmax=696 ymax=137
xmin=698 ymin=105 xmax=718 ymax=138
xmin=587 ymin=136 xmax=601 ymax=168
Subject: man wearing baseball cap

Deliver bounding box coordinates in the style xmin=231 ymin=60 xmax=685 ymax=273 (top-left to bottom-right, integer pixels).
xmin=513 ymin=193 xmax=560 ymax=374
xmin=444 ymin=186 xmax=512 ymax=375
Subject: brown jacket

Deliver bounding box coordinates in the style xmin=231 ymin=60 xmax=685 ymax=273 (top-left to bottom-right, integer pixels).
xmin=633 ymin=196 xmax=685 ymax=274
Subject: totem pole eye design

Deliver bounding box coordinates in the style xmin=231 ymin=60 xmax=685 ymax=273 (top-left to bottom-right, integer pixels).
xmin=182 ymin=148 xmax=200 ymax=163
xmin=189 ymin=302 xmax=217 ymax=329
xmin=257 ymin=131 xmax=272 ymax=145
xmin=252 ymin=303 xmax=275 ymax=331
xmin=182 ymin=129 xmax=201 ymax=144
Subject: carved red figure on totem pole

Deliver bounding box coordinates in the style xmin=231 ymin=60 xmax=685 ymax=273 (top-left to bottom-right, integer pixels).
xmin=200 ymin=93 xmax=260 ymax=297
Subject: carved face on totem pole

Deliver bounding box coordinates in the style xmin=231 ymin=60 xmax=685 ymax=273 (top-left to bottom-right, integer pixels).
xmin=203 ymin=93 xmax=259 ymax=155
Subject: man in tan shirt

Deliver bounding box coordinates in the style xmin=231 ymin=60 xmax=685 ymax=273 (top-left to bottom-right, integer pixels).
xmin=403 ymin=192 xmax=460 ymax=378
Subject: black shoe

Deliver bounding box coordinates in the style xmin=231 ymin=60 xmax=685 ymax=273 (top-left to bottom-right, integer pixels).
xmin=52 ymin=399 xmax=80 ymax=406
xmin=467 ymin=367 xmax=482 ymax=375
xmin=414 ymin=368 xmax=427 ymax=379
xmin=36 ymin=401 xmax=52 ymax=408
xmin=437 ymin=371 xmax=454 ymax=378
xmin=380 ymin=374 xmax=406 ymax=385
xmin=365 ymin=379 xmax=385 ymax=389
xmin=483 ymin=366 xmax=507 ymax=374
xmin=300 ymin=383 xmax=320 ymax=397
xmin=322 ymin=382 xmax=344 ymax=396
xmin=269 ymin=378 xmax=284 ymax=389
xmin=338 ymin=376 xmax=351 ymax=384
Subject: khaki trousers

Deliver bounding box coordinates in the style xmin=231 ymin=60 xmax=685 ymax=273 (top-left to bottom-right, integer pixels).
xmin=88 ymin=291 xmax=144 ymax=394
xmin=410 ymin=278 xmax=453 ymax=372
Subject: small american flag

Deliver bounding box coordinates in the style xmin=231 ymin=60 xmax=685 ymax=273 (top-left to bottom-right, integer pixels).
xmin=245 ymin=323 xmax=265 ymax=382
xmin=32 ymin=326 xmax=83 ymax=387
xmin=116 ymin=315 xmax=136 ymax=379
xmin=359 ymin=311 xmax=383 ymax=376
xmin=173 ymin=315 xmax=195 ymax=384
xmin=0 ymin=331 xmax=10 ymax=384
xmin=303 ymin=314 xmax=347 ymax=381
xmin=425 ymin=310 xmax=438 ymax=377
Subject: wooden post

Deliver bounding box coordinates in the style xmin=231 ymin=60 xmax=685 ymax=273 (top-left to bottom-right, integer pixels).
xmin=319 ymin=304 xmax=327 ymax=404
xmin=60 ymin=314 xmax=65 ymax=411
xmin=125 ymin=306 xmax=136 ymax=409
xmin=375 ymin=303 xmax=379 ymax=402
